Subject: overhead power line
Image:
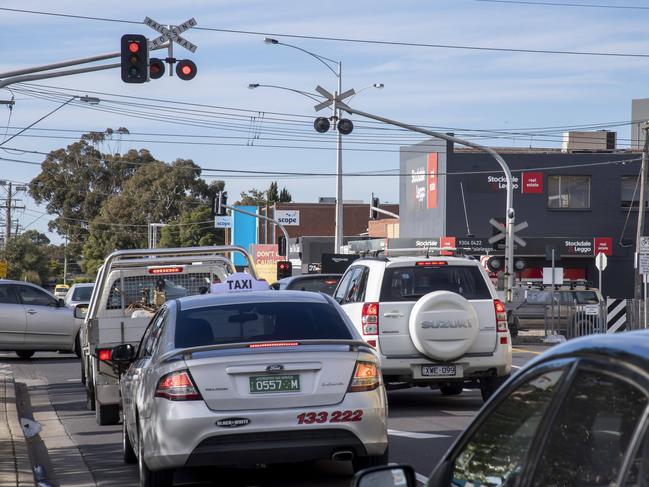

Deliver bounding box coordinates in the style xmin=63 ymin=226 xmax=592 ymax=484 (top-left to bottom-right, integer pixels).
xmin=1 ymin=7 xmax=648 ymax=58
xmin=474 ymin=0 xmax=649 ymax=10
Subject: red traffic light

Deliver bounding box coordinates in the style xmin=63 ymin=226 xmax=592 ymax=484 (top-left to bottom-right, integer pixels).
xmin=128 ymin=42 xmax=140 ymax=53
xmin=277 ymin=261 xmax=293 ymax=279
xmin=176 ymin=59 xmax=197 ymax=81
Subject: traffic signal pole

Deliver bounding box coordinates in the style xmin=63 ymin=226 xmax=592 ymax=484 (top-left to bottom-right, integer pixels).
xmin=333 ymin=100 xmax=517 ymax=302
xmin=220 ymin=203 xmax=290 ymax=259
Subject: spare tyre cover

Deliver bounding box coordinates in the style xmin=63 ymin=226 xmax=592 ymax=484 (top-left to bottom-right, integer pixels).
xmin=409 ymin=291 xmax=479 ymax=361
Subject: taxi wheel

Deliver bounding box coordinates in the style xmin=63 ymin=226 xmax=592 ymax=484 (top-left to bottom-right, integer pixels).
xmin=439 ymin=383 xmax=463 ymax=396
xmin=15 ymin=350 xmax=34 ymax=360
xmin=122 ymin=414 xmax=137 ymax=464
xmin=137 ymin=426 xmax=173 ymax=487
xmin=352 ymin=447 xmax=389 ymax=473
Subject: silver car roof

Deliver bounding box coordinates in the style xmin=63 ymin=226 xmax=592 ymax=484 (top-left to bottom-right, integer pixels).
xmin=177 ymin=290 xmax=331 ymax=311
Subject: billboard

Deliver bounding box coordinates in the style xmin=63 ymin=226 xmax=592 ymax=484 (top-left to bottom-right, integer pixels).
xmin=250 ymin=244 xmax=282 ymax=283
xmin=399 ymin=139 xmax=447 ymax=238
xmin=231 ymin=205 xmax=258 ymax=266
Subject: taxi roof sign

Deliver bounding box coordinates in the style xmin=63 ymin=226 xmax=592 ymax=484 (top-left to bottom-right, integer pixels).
xmin=210 ymin=272 xmax=270 ymax=294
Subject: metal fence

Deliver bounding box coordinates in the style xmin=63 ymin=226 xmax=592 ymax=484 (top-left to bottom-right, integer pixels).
xmin=542 ymin=295 xmax=606 ymax=340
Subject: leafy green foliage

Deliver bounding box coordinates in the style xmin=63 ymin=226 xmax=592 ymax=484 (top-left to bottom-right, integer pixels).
xmin=0 ymin=230 xmax=51 ymax=284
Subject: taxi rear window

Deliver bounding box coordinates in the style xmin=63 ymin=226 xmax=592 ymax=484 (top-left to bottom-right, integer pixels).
xmin=286 ymin=276 xmax=342 ymax=296
xmin=380 ymin=265 xmax=491 ymax=302
xmin=175 ymin=301 xmax=352 ymax=348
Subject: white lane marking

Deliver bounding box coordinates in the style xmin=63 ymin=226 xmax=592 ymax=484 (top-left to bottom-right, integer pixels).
xmin=511 ymin=365 xmax=521 ymax=369
xmin=66 ymin=379 xmax=79 ymax=382
xmin=388 ymin=429 xmax=450 ymax=439
xmin=416 ymin=472 xmax=429 ymax=485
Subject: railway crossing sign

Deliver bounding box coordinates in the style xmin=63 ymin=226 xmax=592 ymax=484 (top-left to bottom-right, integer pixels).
xmin=488 ymin=219 xmax=528 ymax=247
xmin=144 ymin=17 xmax=198 ymax=52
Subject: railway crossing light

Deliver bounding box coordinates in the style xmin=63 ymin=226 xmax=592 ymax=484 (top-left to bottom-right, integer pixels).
xmin=121 ymin=34 xmax=149 ymax=83
xmin=337 ymin=118 xmax=354 ymax=135
xmin=149 ymin=58 xmax=165 ymax=79
xmin=314 ymin=117 xmax=330 ymax=133
xmin=176 ymin=60 xmax=197 ymax=80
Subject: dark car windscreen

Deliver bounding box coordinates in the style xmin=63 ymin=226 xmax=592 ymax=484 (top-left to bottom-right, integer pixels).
xmin=574 ymin=291 xmax=599 ymax=304
xmin=72 ymin=286 xmax=93 ymax=301
xmin=286 ymin=276 xmax=341 ymax=296
xmin=175 ymin=301 xmax=353 ymax=348
xmin=380 ymin=265 xmax=491 ymax=302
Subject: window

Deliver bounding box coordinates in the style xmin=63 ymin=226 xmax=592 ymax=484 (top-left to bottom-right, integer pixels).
xmin=71 ymin=286 xmax=93 ymax=302
xmin=624 ymin=425 xmax=649 ymax=486
xmin=16 ymin=285 xmax=57 ymax=307
xmin=175 ymin=302 xmax=353 ymax=349
xmin=380 ymin=265 xmax=491 ymax=302
xmin=532 ymin=368 xmax=648 ymax=487
xmin=334 ymin=267 xmax=363 ymax=303
xmin=286 ymin=276 xmax=342 ymax=295
xmin=452 ymin=368 xmax=566 ymax=486
xmin=548 ymin=175 xmax=590 ymax=209
xmin=621 ymin=176 xmax=648 ymax=209
xmin=0 ymin=285 xmax=18 ymax=304
xmin=137 ymin=309 xmax=167 ymax=359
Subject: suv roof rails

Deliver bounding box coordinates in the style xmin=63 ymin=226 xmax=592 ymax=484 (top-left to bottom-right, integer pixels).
xmin=359 ymin=247 xmax=470 ymax=259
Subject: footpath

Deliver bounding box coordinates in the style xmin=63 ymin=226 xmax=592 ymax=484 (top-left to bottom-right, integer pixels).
xmin=0 ymin=364 xmax=33 ymax=487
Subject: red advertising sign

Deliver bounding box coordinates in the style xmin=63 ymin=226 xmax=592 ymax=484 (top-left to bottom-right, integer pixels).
xmin=440 ymin=236 xmax=456 ymax=256
xmin=594 ymin=237 xmax=613 ymax=256
xmin=427 ymin=153 xmax=438 ymax=209
xmin=522 ymin=172 xmax=543 ymax=194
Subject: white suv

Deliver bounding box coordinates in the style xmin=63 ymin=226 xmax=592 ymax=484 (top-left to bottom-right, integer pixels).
xmin=334 ymin=254 xmax=512 ymax=401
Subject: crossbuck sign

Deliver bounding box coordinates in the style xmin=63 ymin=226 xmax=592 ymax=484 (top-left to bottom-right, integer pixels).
xmin=144 ymin=17 xmax=198 ymax=52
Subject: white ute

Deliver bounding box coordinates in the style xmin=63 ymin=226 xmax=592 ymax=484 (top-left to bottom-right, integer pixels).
xmin=78 ymin=246 xmax=258 ymax=425
xmin=335 ymin=251 xmax=512 ymax=401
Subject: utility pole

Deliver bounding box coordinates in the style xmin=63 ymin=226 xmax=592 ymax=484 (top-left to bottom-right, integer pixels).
xmin=634 ymin=122 xmax=649 ymax=304
xmin=5 ymin=182 xmax=12 ymax=244
xmin=334 ymin=61 xmax=344 ymax=254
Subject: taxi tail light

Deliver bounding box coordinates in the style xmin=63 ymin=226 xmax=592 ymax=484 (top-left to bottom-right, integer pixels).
xmin=361 ymin=302 xmax=379 ymax=335
xmin=155 ymin=370 xmax=202 ymax=401
xmin=348 ymin=361 xmax=380 ymax=393
xmin=97 ymin=348 xmax=112 ymax=362
xmin=494 ymin=299 xmax=508 ymax=333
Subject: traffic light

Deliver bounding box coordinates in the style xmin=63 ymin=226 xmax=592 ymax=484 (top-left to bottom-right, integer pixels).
xmin=149 ymin=58 xmax=165 ymax=79
xmin=176 ymin=60 xmax=197 ymax=80
xmin=337 ymin=118 xmax=354 ymax=135
xmin=314 ymin=117 xmax=330 ymax=133
xmin=215 ymin=192 xmax=228 ymax=216
xmin=121 ymin=34 xmax=149 ymax=83
xmin=277 ymin=261 xmax=293 ymax=280
xmin=278 ymin=236 xmax=287 ymax=257
xmin=370 ymin=194 xmax=380 ymax=220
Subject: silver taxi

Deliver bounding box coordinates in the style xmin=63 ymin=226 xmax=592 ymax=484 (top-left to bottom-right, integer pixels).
xmin=115 ymin=291 xmax=388 ymax=487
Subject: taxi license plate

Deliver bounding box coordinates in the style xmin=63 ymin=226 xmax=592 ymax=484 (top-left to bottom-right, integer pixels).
xmin=421 ymin=365 xmax=457 ymax=377
xmin=249 ymin=375 xmax=300 ymax=394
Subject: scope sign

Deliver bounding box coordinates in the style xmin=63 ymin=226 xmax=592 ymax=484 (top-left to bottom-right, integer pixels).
xmin=275 ymin=210 xmax=300 ymax=226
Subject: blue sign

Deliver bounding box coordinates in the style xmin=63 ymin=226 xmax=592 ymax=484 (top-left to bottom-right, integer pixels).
xmin=231 ymin=206 xmax=258 ymax=266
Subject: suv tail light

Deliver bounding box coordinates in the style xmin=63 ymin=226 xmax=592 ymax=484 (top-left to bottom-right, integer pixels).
xmin=494 ymin=300 xmax=509 ymax=344
xmin=155 ymin=370 xmax=202 ymax=401
xmin=361 ymin=302 xmax=379 ymax=335
xmin=348 ymin=361 xmax=381 ymax=392
xmin=97 ymin=348 xmax=112 ymax=362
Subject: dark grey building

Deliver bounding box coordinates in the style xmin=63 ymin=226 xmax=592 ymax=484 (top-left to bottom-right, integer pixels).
xmin=400 ymin=139 xmax=644 ymax=298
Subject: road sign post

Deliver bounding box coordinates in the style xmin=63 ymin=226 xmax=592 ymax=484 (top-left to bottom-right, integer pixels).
xmin=144 ymin=16 xmax=198 ymax=78
xmin=595 ymin=251 xmax=608 ymax=291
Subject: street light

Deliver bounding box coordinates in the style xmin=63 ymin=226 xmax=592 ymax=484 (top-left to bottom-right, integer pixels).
xmin=264 ymin=38 xmax=346 ymax=253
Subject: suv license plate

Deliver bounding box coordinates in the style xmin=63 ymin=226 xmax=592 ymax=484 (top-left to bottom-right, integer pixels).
xmin=421 ymin=365 xmax=457 ymax=377
xmin=250 ymin=375 xmax=300 ymax=394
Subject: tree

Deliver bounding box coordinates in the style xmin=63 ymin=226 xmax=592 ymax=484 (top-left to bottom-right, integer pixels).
xmin=238 ymin=188 xmax=267 ymax=206
xmin=279 ymin=187 xmax=292 ymax=202
xmin=267 ymin=181 xmax=279 ymax=203
xmin=159 ymin=205 xmax=224 ymax=248
xmin=82 ymin=160 xmax=220 ymax=275
xmin=0 ymin=230 xmax=51 ymax=284
xmin=29 ymin=129 xmax=155 ymax=258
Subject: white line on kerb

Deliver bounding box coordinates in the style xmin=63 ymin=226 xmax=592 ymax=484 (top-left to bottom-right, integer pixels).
xmin=388 ymin=429 xmax=450 ymax=439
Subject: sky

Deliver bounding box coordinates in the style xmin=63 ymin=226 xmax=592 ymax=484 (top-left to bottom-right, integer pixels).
xmin=1 ymin=0 xmax=649 ymax=244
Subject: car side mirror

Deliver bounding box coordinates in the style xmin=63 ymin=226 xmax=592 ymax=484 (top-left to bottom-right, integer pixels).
xmin=351 ymin=465 xmax=416 ymax=487
xmin=58 ymin=298 xmax=66 ymax=308
xmin=74 ymin=305 xmax=89 ymax=320
xmin=111 ymin=344 xmax=135 ymax=364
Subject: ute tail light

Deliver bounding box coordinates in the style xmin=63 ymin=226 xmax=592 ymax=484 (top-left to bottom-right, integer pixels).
xmin=348 ymin=361 xmax=381 ymax=393
xmin=361 ymin=302 xmax=379 ymax=335
xmin=494 ymin=300 xmax=509 ymax=344
xmin=155 ymin=370 xmax=202 ymax=401
xmin=97 ymin=349 xmax=112 ymax=362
